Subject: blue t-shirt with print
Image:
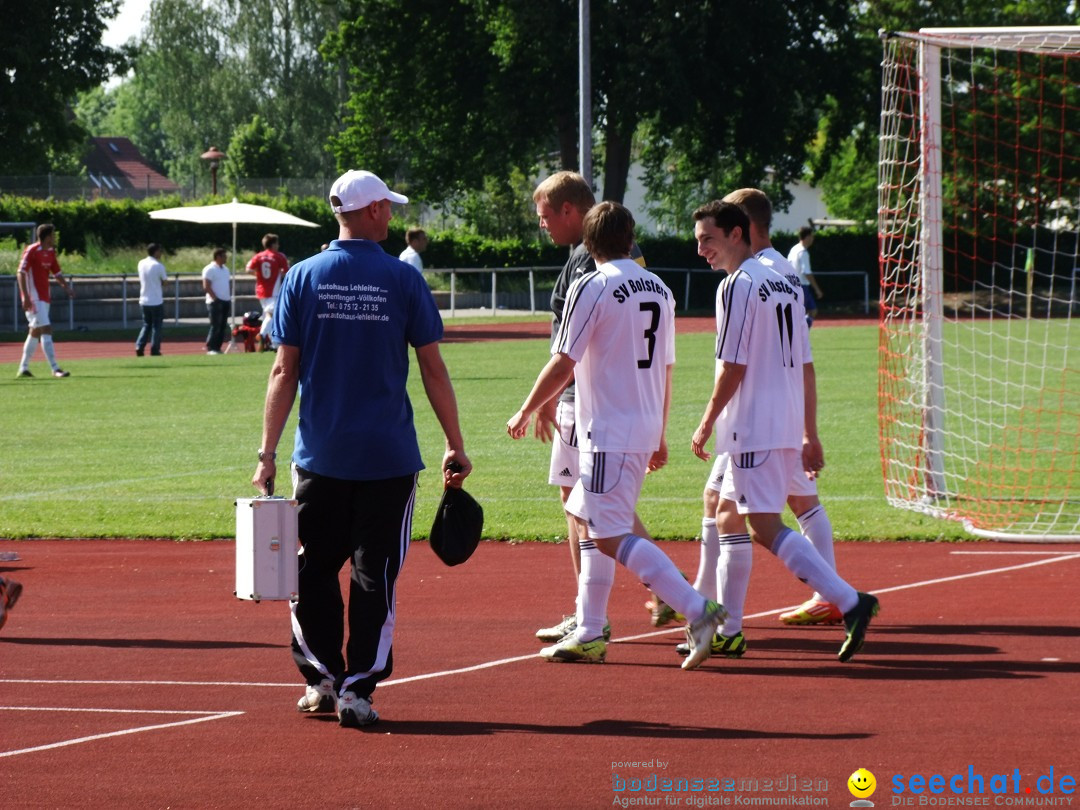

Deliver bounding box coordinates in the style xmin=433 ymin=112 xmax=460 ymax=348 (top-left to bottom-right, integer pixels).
xmin=272 ymin=239 xmax=444 ymax=480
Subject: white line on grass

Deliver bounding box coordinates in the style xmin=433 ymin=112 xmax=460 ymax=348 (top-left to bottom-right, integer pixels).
xmin=2 ymin=551 xmax=1077 ymax=692
xmin=0 ymin=708 xmax=243 ymax=759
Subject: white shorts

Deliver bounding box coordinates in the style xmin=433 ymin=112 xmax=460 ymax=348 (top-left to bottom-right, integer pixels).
xmin=547 ymin=400 xmax=579 ymax=487
xmin=259 ymin=297 xmax=275 ymax=315
xmin=720 ymin=448 xmax=804 ymax=514
xmin=25 ymin=300 xmax=50 ymax=329
xmin=565 ymin=450 xmax=649 ymax=539
xmin=704 ymin=451 xmax=730 ymax=494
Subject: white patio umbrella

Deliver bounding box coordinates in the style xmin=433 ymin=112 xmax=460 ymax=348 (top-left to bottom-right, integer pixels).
xmin=148 ymin=198 xmax=321 ymax=326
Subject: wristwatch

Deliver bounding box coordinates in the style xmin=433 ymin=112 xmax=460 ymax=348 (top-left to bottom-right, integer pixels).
xmin=258 ymin=450 xmax=276 ymax=462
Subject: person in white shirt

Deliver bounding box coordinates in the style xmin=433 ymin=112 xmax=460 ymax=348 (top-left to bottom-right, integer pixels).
xmin=676 ymin=189 xmax=844 ymax=663
xmin=787 ymin=226 xmax=824 ymax=325
xmin=507 ymin=201 xmax=724 ymax=670
xmin=201 ymin=247 xmax=231 ymax=354
xmin=398 ymin=228 xmax=428 ymax=274
xmin=691 ymin=200 xmax=878 ymax=663
xmin=135 ymin=242 xmax=168 ymax=357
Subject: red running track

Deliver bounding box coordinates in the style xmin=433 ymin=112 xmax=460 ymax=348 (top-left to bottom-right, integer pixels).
xmin=2 ymin=538 xmax=1078 ymax=809
xmin=0 ymin=316 xmax=876 ymax=364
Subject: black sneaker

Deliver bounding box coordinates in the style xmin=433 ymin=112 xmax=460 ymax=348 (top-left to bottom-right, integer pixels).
xmin=338 ymin=691 xmax=378 ymax=727
xmin=838 ymin=592 xmax=880 ymax=662
xmin=136 ymin=348 xmax=144 ymax=356
xmin=16 ymin=369 xmax=32 ymax=378
xmin=52 ymin=369 xmax=70 ymax=378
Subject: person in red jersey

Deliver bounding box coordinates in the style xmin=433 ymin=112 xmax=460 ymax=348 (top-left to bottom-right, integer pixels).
xmin=246 ymin=233 xmax=290 ymax=351
xmin=16 ymin=223 xmax=74 ymax=378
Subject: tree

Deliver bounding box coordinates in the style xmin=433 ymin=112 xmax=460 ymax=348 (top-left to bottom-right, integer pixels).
xmin=326 ymin=0 xmax=559 ymax=201
xmin=0 ymin=0 xmax=125 ymax=173
xmin=226 ymin=115 xmax=291 ymax=182
xmin=809 ymin=0 xmax=1080 ymax=222
xmin=100 ymin=0 xmax=340 ymax=186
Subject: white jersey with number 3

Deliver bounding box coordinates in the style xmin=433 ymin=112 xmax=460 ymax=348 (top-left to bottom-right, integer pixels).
xmin=555 ymin=258 xmax=675 ymax=453
xmin=714 ymin=256 xmax=809 ymax=453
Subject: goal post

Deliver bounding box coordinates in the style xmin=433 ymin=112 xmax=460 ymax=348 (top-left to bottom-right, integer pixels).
xmin=877 ymin=27 xmax=1080 ymax=541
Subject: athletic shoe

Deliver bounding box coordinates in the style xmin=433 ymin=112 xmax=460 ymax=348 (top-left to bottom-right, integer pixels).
xmin=0 ymin=578 xmax=23 ymax=631
xmin=296 ymin=678 xmax=336 ymax=714
xmin=135 ymin=348 xmax=144 ymax=357
xmin=681 ymin=600 xmax=727 ymax=671
xmin=150 ymin=350 xmax=162 ymax=357
xmin=539 ymin=634 xmax=606 ymax=663
xmin=206 ymin=350 xmax=220 ymax=355
xmin=650 ymin=599 xmax=678 ymax=627
xmin=676 ymin=630 xmax=747 ymax=659
xmin=338 ymin=691 xmax=378 ymax=728
xmin=16 ymin=369 xmax=32 ymax=378
xmin=536 ymin=614 xmax=576 ymax=641
xmin=838 ymin=592 xmax=880 ymax=663
xmin=52 ymin=369 xmax=70 ymax=378
xmin=535 ymin=615 xmax=611 ymax=642
xmin=779 ymin=598 xmax=843 ymax=625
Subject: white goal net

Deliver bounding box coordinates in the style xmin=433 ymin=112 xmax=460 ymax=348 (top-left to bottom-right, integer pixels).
xmin=878 ymin=27 xmax=1080 ymax=541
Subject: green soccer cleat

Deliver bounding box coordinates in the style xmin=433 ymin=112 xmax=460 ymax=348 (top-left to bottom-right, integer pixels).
xmin=838 ymin=592 xmax=880 ymax=663
xmin=539 ymin=634 xmax=607 ymax=663
xmin=676 ymin=630 xmax=747 ymax=659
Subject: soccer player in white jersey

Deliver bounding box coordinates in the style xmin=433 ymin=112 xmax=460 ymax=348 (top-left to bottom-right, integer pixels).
xmin=690 ymin=200 xmax=878 ymax=663
xmin=677 ymin=189 xmax=844 ymax=660
xmin=508 ymin=202 xmax=724 ymax=670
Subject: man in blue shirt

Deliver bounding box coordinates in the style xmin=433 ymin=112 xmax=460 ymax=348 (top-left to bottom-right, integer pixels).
xmin=252 ymin=170 xmax=472 ymax=728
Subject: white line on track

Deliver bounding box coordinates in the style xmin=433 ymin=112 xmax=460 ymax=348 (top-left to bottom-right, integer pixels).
xmin=2 ymin=550 xmax=1077 ymax=693
xmin=0 ymin=709 xmax=244 ymax=759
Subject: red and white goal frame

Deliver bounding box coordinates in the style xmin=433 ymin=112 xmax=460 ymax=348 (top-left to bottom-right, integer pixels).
xmin=878 ymin=27 xmax=1079 ymax=541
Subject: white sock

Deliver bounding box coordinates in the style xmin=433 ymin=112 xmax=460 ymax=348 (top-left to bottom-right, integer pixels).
xmin=20 ymin=335 xmax=39 ymax=370
xmin=616 ymin=535 xmax=707 ymax=621
xmin=575 ymin=541 xmax=614 ymax=641
xmin=41 ymin=334 xmax=59 ymax=370
xmin=772 ymin=529 xmax=858 ymax=614
xmin=797 ymin=505 xmax=835 ymax=602
xmin=693 ymin=518 xmax=719 ymax=600
xmin=717 ymin=533 xmax=752 ymax=636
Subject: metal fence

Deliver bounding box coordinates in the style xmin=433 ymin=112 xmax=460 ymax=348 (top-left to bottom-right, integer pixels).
xmin=4 ymin=267 xmax=871 ymax=332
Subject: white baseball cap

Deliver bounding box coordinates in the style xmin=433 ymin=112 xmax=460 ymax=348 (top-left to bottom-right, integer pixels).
xmin=328 ymin=170 xmax=409 ymax=213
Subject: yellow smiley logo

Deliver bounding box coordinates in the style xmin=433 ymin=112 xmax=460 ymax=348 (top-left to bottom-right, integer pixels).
xmin=848 ymin=768 xmax=877 ymax=799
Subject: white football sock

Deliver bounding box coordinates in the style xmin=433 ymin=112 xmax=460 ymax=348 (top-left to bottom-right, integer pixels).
xmin=20 ymin=335 xmax=39 ymax=370
xmin=616 ymin=535 xmax=707 ymax=621
xmin=797 ymin=504 xmax=835 ymax=602
xmin=772 ymin=528 xmax=857 ymax=614
xmin=693 ymin=518 xmax=719 ymax=600
xmin=575 ymin=541 xmax=614 ymax=641
xmin=717 ymin=533 xmax=752 ymax=636
xmin=41 ymin=334 xmax=59 ymax=370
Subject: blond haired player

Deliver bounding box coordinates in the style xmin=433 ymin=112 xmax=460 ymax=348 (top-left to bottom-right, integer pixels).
xmin=690 ymin=200 xmax=878 ymax=663
xmin=508 ymin=201 xmax=724 ymax=669
xmin=530 ymin=173 xmax=663 ymax=645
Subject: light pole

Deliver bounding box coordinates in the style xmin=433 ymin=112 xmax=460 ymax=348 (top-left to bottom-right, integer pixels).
xmin=200 ymin=147 xmax=226 ymax=196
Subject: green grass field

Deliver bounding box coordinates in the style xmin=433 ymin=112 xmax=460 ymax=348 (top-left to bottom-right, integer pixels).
xmin=0 ymin=322 xmax=970 ymax=542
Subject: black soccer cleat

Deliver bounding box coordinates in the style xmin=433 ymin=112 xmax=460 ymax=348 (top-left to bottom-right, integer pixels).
xmin=838 ymin=592 xmax=880 ymax=662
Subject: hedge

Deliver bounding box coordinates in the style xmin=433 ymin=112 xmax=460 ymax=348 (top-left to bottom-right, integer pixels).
xmin=0 ymin=194 xmax=882 ymax=306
